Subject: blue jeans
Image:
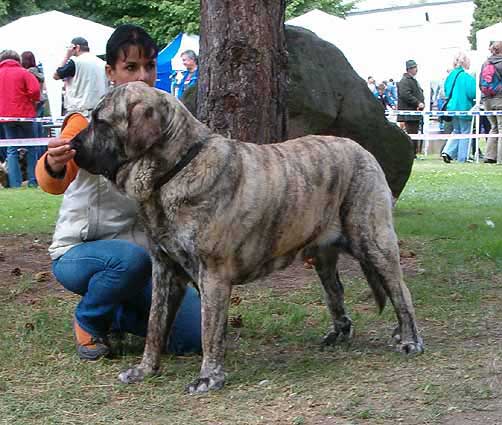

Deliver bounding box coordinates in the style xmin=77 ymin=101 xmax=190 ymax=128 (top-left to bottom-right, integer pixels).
xmin=52 ymin=239 xmax=202 ymax=355
xmin=442 ymin=117 xmax=472 ymax=162
xmin=33 ymin=102 xmax=47 ymax=160
xmin=0 ymin=123 xmax=6 ymax=162
xmin=3 ymin=122 xmax=37 ymax=187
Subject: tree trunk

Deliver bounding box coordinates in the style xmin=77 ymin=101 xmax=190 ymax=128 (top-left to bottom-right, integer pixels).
xmin=197 ymin=0 xmax=288 ymax=144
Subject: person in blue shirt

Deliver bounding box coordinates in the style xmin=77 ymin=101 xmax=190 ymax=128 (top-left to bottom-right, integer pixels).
xmin=374 ymin=82 xmax=395 ymax=110
xmin=176 ymin=50 xmax=199 ymax=99
xmin=386 ymin=78 xmax=398 ymax=103
xmin=441 ymin=52 xmax=476 ymax=163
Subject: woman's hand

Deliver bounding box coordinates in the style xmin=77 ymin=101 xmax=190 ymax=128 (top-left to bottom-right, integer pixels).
xmin=46 ymin=138 xmax=75 ymax=174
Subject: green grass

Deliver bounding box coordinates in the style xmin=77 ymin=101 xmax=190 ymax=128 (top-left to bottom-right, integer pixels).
xmin=1 ymin=158 xmax=502 ymax=424
xmin=0 ymin=187 xmax=62 ymax=234
xmin=396 ymin=161 xmax=502 ymax=272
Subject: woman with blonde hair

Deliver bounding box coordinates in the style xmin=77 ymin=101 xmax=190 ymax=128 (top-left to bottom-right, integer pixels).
xmin=441 ymin=52 xmax=476 ymax=163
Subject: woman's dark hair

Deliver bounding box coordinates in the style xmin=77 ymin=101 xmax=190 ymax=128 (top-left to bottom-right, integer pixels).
xmin=21 ymin=51 xmax=36 ymax=69
xmin=106 ymin=24 xmax=159 ymax=67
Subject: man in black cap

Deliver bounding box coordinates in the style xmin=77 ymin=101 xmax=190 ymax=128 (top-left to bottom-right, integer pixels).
xmin=53 ymin=36 xmax=107 ymax=115
xmin=397 ymin=59 xmax=425 ymax=156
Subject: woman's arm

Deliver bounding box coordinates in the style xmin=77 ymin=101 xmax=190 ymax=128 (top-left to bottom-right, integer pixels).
xmin=36 ymin=113 xmax=88 ymax=195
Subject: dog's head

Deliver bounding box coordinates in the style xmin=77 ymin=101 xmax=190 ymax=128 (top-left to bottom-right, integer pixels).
xmin=70 ymin=81 xmax=202 ymax=186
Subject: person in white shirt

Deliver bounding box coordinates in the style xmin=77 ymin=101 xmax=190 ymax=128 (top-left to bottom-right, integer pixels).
xmin=53 ymin=37 xmax=107 ymax=115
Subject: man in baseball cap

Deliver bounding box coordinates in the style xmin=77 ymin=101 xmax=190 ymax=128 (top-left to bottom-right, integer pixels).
xmin=53 ymin=36 xmax=107 ymax=114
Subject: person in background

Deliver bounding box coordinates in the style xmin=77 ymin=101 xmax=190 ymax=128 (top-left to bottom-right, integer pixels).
xmin=397 ymin=59 xmax=425 ymax=157
xmin=367 ymin=76 xmax=376 ymax=95
xmin=386 ymin=78 xmax=398 ymax=103
xmin=53 ymin=37 xmax=107 ymax=115
xmin=374 ymin=82 xmax=395 ymax=110
xmin=480 ymin=41 xmax=502 ymax=164
xmin=436 ymin=69 xmax=452 ymax=134
xmin=441 ymin=52 xmax=476 ymax=163
xmin=382 ymin=80 xmax=397 ymax=109
xmin=0 ymin=50 xmax=40 ymax=187
xmin=0 ymin=120 xmax=6 ymax=163
xmin=21 ymin=51 xmax=47 ymax=159
xmin=176 ymin=49 xmax=199 ymax=100
xmin=36 ymin=24 xmax=202 ymax=361
xmin=0 ymin=52 xmax=5 ymax=163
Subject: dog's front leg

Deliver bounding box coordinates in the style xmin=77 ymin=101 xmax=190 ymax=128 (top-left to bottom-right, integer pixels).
xmin=186 ymin=271 xmax=231 ymax=394
xmin=118 ymin=256 xmax=185 ymax=384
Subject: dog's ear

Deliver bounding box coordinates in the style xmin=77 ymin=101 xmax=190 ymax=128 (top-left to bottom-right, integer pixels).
xmin=126 ymin=99 xmax=165 ymax=155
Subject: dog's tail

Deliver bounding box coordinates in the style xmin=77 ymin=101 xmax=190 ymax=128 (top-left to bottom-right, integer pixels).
xmin=358 ymin=260 xmax=388 ymax=313
xmin=367 ymin=279 xmax=387 ymax=313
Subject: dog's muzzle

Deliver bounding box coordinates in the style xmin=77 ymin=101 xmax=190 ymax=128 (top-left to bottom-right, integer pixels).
xmin=70 ymin=133 xmax=125 ymax=182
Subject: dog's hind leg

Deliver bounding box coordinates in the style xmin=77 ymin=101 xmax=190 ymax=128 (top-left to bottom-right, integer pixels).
xmin=118 ymin=256 xmax=186 ymax=384
xmin=351 ymin=227 xmax=424 ymax=355
xmin=186 ymin=270 xmax=231 ymax=394
xmin=313 ymin=248 xmax=354 ymax=347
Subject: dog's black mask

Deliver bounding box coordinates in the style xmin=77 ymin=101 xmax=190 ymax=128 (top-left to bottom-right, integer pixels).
xmin=70 ymin=124 xmax=126 ymax=183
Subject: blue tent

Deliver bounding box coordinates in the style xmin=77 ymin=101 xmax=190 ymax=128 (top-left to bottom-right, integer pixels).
xmin=156 ymin=33 xmax=199 ymax=93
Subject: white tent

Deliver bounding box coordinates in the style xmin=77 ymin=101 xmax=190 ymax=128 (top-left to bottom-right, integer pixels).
xmin=156 ymin=33 xmax=199 ymax=93
xmin=0 ymin=10 xmax=114 ymax=120
xmin=286 ymin=9 xmax=373 ymax=78
xmin=286 ymin=8 xmax=444 ymax=86
xmin=476 ymin=22 xmax=502 ymax=56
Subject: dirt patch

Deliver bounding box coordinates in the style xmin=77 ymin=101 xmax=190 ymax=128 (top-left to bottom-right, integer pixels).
xmin=0 ymin=234 xmax=420 ymax=301
xmin=0 ymin=234 xmax=64 ymax=303
xmin=248 ymin=239 xmax=420 ymax=294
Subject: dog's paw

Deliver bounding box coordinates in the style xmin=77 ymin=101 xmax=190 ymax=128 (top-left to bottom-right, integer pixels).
xmin=397 ymin=338 xmax=424 ymax=355
xmin=392 ymin=325 xmax=401 ymax=343
xmin=118 ymin=365 xmax=156 ymax=384
xmin=185 ymin=375 xmax=225 ymax=394
xmin=321 ymin=318 xmax=354 ymax=348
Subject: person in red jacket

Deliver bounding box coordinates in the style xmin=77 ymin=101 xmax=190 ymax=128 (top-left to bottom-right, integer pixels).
xmin=0 ymin=50 xmax=40 ymax=187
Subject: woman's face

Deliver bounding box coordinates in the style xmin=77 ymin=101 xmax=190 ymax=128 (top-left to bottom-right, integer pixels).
xmin=181 ymin=54 xmax=197 ymax=72
xmin=106 ymin=45 xmax=157 ymax=87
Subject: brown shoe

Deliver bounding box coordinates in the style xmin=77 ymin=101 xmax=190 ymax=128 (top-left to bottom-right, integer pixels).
xmin=73 ymin=320 xmax=110 ymax=361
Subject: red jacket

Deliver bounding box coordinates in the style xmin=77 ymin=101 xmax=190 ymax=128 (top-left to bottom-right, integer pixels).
xmin=0 ymin=59 xmax=40 ymax=119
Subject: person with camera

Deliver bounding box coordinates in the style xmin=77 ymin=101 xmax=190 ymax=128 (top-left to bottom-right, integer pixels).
xmin=53 ymin=37 xmax=107 ymax=115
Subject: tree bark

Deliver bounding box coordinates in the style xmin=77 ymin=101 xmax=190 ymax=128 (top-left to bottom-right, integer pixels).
xmin=197 ymin=0 xmax=288 ymax=144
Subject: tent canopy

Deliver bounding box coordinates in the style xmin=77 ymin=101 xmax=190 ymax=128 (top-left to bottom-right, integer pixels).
xmin=476 ymin=22 xmax=502 ymax=56
xmin=156 ymin=33 xmax=199 ymax=93
xmin=286 ymin=9 xmax=385 ymax=80
xmin=0 ymin=10 xmax=114 ymax=120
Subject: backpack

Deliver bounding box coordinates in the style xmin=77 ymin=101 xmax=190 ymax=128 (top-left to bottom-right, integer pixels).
xmin=480 ymin=62 xmax=502 ymax=96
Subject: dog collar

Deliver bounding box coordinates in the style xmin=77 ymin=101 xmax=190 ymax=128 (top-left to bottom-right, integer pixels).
xmin=153 ymin=142 xmax=204 ymax=191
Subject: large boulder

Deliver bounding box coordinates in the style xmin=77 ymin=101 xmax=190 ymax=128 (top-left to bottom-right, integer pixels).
xmin=286 ymin=26 xmax=413 ymax=198
xmin=183 ymin=26 xmax=414 ymax=198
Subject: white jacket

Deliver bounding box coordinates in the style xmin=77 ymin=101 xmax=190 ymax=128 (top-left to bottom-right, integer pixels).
xmin=49 ymin=169 xmax=148 ymax=260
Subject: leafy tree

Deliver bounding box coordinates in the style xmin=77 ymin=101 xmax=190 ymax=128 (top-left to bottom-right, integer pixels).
xmin=470 ymin=0 xmax=502 ymax=48
xmin=1 ymin=0 xmax=354 ymax=46
xmin=0 ymin=0 xmax=38 ymax=25
xmin=286 ymin=0 xmax=355 ymax=19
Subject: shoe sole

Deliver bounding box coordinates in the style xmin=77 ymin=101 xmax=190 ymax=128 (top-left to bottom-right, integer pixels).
xmin=76 ymin=345 xmax=110 ymax=361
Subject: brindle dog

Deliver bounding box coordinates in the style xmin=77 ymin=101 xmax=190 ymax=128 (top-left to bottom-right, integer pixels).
xmin=70 ymin=81 xmax=423 ymax=394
